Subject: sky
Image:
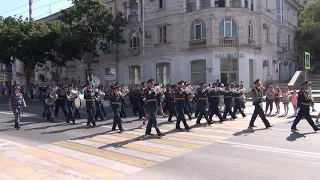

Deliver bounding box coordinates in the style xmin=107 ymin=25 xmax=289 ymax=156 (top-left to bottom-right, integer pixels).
xmin=0 ymin=0 xmax=72 ymax=20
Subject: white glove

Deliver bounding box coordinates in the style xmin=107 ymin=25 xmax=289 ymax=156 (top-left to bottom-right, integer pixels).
xmin=297 ymin=108 xmax=300 ymax=111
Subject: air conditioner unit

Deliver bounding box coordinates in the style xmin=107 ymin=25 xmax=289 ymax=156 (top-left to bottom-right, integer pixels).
xmin=263 ymin=60 xmax=269 ymax=67
xmin=263 ymin=23 xmax=269 ymax=29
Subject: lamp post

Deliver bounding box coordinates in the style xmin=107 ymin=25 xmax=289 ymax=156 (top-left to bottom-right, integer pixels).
xmin=8 ymin=57 xmax=15 ymax=111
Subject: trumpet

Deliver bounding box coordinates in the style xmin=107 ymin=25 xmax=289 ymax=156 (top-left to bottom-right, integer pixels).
xmin=45 ymin=86 xmax=60 ymax=105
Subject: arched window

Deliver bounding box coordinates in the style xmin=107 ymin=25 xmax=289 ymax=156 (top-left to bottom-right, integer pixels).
xmin=190 ymin=19 xmax=206 ymax=41
xmin=129 ymin=65 xmax=141 ymax=84
xmin=219 ymin=18 xmax=238 ymax=37
xmin=130 ymin=32 xmax=140 ymax=48
xmin=191 ymin=60 xmax=206 ymax=84
xmin=248 ymin=20 xmax=253 ymax=39
xmin=156 ymin=63 xmax=170 ymax=84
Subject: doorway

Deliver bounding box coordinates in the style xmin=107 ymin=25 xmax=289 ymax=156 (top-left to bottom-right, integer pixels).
xmin=220 ymin=58 xmax=238 ymax=84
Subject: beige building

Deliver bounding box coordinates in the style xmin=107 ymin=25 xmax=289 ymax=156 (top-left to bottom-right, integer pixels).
xmin=35 ymin=0 xmax=302 ymax=89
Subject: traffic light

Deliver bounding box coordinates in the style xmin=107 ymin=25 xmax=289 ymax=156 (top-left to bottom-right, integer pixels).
xmin=305 ymin=52 xmax=310 ymax=70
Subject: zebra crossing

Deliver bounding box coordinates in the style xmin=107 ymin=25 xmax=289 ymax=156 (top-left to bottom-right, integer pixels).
xmin=0 ymin=116 xmax=290 ymax=180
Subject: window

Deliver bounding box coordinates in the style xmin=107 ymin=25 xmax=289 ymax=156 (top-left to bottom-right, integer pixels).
xmin=190 ymin=19 xmax=206 ymax=40
xmin=219 ymin=18 xmax=238 ymax=37
xmin=288 ymin=35 xmax=291 ymax=50
xmin=105 ymin=67 xmax=116 ymax=75
xmin=130 ymin=32 xmax=140 ymax=48
xmin=294 ymin=38 xmax=297 ymax=51
xmin=248 ymin=20 xmax=253 ymax=39
xmin=159 ymin=26 xmax=167 ymax=43
xmin=156 ymin=63 xmax=170 ymax=84
xmin=266 ymin=26 xmax=270 ymax=43
xmin=191 ymin=60 xmax=206 ymax=84
xmin=276 ymin=0 xmax=283 ymax=22
xmin=129 ymin=65 xmax=141 ymax=84
xmin=159 ymin=0 xmax=165 ymax=9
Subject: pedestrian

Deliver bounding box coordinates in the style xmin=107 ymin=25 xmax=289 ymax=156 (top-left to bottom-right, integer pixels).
xmin=291 ymin=89 xmax=298 ymax=116
xmin=9 ymin=85 xmax=26 ymax=130
xmin=291 ymin=81 xmax=319 ymax=132
xmin=274 ymin=86 xmax=281 ymax=114
xmin=249 ymin=79 xmax=273 ymax=129
xmin=282 ymin=87 xmax=290 ymax=116
xmin=265 ymin=85 xmax=275 ymax=115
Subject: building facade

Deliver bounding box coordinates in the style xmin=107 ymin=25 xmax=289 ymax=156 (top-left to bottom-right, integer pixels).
xmin=36 ymin=0 xmax=302 ymax=89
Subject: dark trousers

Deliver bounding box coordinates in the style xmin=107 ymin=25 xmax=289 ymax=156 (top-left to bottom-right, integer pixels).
xmin=139 ymin=101 xmax=146 ymax=119
xmin=223 ymin=103 xmax=236 ymax=119
xmin=196 ymin=106 xmax=210 ymax=124
xmin=145 ymin=111 xmax=162 ymax=136
xmin=168 ymin=102 xmax=177 ymax=121
xmin=234 ymin=100 xmax=246 ymax=117
xmin=291 ymin=108 xmax=318 ymax=131
xmin=112 ymin=111 xmax=123 ymax=130
xmin=265 ymin=99 xmax=274 ymax=114
xmin=66 ymin=103 xmax=75 ymax=123
xmin=42 ymin=102 xmax=47 ymax=117
xmin=120 ymin=104 xmax=126 ymax=117
xmin=86 ymin=102 xmax=95 ymax=126
xmin=176 ymin=108 xmax=190 ymax=130
xmin=249 ymin=105 xmax=271 ymax=127
xmin=101 ymin=104 xmax=107 ymax=116
xmin=163 ymin=100 xmax=169 ymax=113
xmin=13 ymin=108 xmax=21 ymax=128
xmin=74 ymin=108 xmax=81 ymax=119
xmin=208 ymin=103 xmax=224 ymax=122
xmin=94 ymin=102 xmax=104 ymax=121
xmin=55 ymin=101 xmax=67 ymax=117
xmin=132 ymin=101 xmax=140 ymax=115
xmin=44 ymin=104 xmax=54 ymax=121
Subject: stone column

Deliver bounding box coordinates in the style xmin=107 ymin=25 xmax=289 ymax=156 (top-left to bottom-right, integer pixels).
xmin=210 ymin=0 xmax=215 ymax=7
xmin=196 ymin=0 xmax=200 ymax=10
xmin=225 ymin=0 xmax=230 ymax=7
xmin=183 ymin=0 xmax=187 ymax=12
xmin=137 ymin=0 xmax=141 ymax=22
xmin=241 ymin=0 xmax=245 ymax=7
xmin=248 ymin=0 xmax=251 ymax=10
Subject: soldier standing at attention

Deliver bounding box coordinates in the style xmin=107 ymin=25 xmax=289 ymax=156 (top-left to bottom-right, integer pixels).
xmin=84 ymin=83 xmax=96 ymax=127
xmin=249 ymin=79 xmax=272 ymax=128
xmin=54 ymin=87 xmax=67 ymax=118
xmin=195 ymin=83 xmax=212 ymax=125
xmin=66 ymin=84 xmax=76 ymax=124
xmin=291 ymin=81 xmax=319 ymax=132
xmin=10 ymin=86 xmax=26 ymax=130
xmin=110 ymin=85 xmax=124 ymax=132
xmin=174 ymin=81 xmax=190 ymax=131
xmin=144 ymin=79 xmax=163 ymax=137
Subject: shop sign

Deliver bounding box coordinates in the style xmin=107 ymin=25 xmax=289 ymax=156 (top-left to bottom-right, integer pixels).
xmin=214 ymin=53 xmax=244 ymax=58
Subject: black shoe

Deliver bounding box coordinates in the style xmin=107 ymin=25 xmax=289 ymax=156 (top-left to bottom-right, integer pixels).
xmin=291 ymin=128 xmax=299 ymax=131
xmin=145 ymin=133 xmax=154 ymax=136
xmin=66 ymin=121 xmax=70 ymax=123
xmin=176 ymin=127 xmax=182 ymax=130
xmin=119 ymin=129 xmax=124 ymax=132
xmin=266 ymin=125 xmax=273 ymax=129
xmin=249 ymin=125 xmax=257 ymax=128
xmin=92 ymin=122 xmax=96 ymax=127
xmin=72 ymin=120 xmax=75 ymax=125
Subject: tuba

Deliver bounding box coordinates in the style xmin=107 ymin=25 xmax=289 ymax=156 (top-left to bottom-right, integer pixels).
xmin=67 ymin=90 xmax=79 ymax=100
xmin=96 ymin=91 xmax=106 ymax=101
xmin=45 ymin=86 xmax=60 ymax=105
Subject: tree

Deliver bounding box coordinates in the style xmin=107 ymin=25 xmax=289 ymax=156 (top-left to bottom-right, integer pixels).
xmin=298 ymin=0 xmax=320 ymax=63
xmin=59 ymin=0 xmax=127 ymax=82
xmin=38 ymin=22 xmax=83 ymax=85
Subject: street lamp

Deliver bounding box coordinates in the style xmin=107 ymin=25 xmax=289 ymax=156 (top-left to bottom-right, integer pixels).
xmin=8 ymin=57 xmax=15 ymax=95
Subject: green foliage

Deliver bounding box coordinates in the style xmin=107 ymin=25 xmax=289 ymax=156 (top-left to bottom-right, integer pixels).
xmin=59 ymin=0 xmax=127 ymax=70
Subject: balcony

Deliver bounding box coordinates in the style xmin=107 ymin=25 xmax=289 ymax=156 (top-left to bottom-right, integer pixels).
xmin=189 ymin=39 xmax=206 ymax=49
xmin=200 ymin=0 xmax=210 ymax=9
xmin=128 ymin=48 xmax=140 ymax=56
xmin=219 ymin=37 xmax=239 ymax=47
xmin=186 ymin=2 xmax=196 ymax=12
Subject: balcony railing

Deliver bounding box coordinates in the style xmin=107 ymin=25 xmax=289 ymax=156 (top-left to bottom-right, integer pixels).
xmin=219 ymin=37 xmax=239 ymax=47
xmin=200 ymin=0 xmax=210 ymax=9
xmin=189 ymin=39 xmax=206 ymax=49
xmin=128 ymin=48 xmax=140 ymax=56
xmin=186 ymin=2 xmax=196 ymax=12
xmin=128 ymin=15 xmax=138 ymax=24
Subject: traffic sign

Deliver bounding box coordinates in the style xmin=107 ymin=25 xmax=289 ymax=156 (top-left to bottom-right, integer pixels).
xmin=305 ymin=52 xmax=311 ymax=70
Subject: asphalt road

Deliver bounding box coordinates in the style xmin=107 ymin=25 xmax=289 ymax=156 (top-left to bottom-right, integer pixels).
xmin=0 ymin=99 xmax=319 ymax=180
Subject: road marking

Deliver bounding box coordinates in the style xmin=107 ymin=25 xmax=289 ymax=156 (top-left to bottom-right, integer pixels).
xmin=0 ymin=138 xmax=28 ymax=148
xmin=56 ymin=140 xmax=156 ymax=168
xmin=88 ymin=137 xmax=170 ymax=162
xmin=160 ymin=125 xmax=232 ymax=137
xmin=220 ymin=141 xmax=320 ymax=157
xmin=124 ymin=131 xmax=212 ymax=145
xmin=21 ymin=147 xmax=122 ymax=180
xmin=96 ymin=135 xmax=182 ymax=157
xmin=134 ymin=129 xmax=222 ymax=142
xmin=39 ymin=144 xmax=141 ymax=174
xmin=0 ymin=154 xmax=53 ymax=180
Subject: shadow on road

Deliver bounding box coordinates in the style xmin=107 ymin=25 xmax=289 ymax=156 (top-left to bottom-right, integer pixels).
xmin=286 ymin=131 xmax=317 ymax=141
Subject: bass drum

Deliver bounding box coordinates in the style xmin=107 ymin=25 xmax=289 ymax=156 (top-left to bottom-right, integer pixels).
xmin=75 ymin=97 xmax=81 ymax=109
xmin=103 ymin=100 xmax=110 ymax=107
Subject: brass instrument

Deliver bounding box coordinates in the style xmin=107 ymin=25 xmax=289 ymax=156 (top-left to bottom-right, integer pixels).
xmin=45 ymin=86 xmax=60 ymax=105
xmin=96 ymin=91 xmax=106 ymax=101
xmin=120 ymin=85 xmax=130 ymax=96
xmin=67 ymin=90 xmax=79 ymax=100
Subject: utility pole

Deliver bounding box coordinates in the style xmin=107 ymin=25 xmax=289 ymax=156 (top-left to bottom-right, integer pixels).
xmin=142 ymin=0 xmax=145 ymax=57
xmin=29 ymin=0 xmax=33 ymax=20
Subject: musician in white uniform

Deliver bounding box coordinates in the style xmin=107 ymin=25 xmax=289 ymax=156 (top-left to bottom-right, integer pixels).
xmin=66 ymin=84 xmax=76 ymax=124
xmin=74 ymin=86 xmax=81 ymax=119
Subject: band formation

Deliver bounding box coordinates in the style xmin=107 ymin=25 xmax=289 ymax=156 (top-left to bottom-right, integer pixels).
xmin=9 ymin=78 xmax=319 ymax=136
